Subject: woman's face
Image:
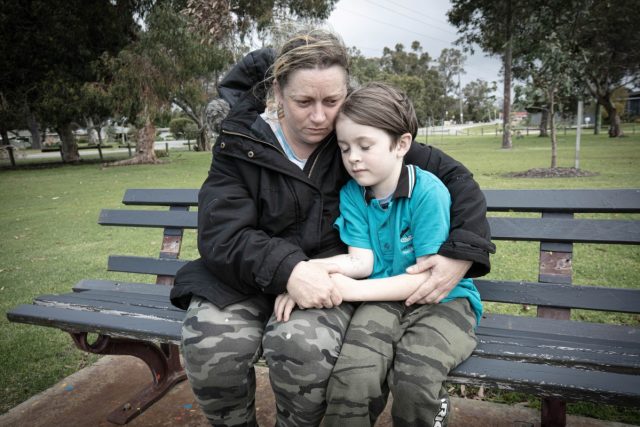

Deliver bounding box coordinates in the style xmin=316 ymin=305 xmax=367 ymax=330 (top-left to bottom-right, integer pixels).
xmin=275 ymin=65 xmax=347 ymax=154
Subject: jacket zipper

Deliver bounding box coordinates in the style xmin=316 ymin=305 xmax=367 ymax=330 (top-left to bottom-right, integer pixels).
xmin=307 ymin=138 xmax=332 ymax=179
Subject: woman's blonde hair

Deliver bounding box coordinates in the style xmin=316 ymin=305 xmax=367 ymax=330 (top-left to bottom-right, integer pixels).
xmin=270 ymin=29 xmax=350 ymax=90
xmin=339 ymin=82 xmax=418 ymax=146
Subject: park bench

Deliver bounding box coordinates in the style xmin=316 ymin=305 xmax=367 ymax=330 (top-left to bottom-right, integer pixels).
xmin=7 ymin=188 xmax=640 ymax=426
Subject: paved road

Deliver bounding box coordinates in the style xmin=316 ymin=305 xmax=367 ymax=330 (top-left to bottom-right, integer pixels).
xmin=19 ymin=139 xmax=193 ymax=160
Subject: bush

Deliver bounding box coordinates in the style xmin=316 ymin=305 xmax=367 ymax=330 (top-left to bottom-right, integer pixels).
xmin=169 ymin=118 xmax=192 ymax=139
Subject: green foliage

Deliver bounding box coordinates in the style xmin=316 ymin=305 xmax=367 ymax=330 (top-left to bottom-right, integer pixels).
xmin=463 ymin=79 xmax=498 ymax=122
xmin=105 ymin=5 xmax=231 ymax=152
xmin=169 ymin=117 xmax=193 ymax=138
xmin=350 ymin=42 xmax=466 ymax=125
xmin=183 ymin=0 xmax=339 ymax=43
xmin=448 ymin=0 xmax=529 ymax=56
xmin=0 ymin=0 xmax=140 ymax=130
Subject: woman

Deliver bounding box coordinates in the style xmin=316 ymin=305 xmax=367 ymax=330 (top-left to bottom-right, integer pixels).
xmin=170 ymin=29 xmax=495 ymax=427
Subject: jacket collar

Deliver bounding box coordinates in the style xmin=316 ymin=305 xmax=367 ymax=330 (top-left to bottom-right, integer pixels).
xmin=364 ymin=164 xmax=416 ymax=204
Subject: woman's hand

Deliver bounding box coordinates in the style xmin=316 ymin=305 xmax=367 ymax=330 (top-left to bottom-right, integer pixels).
xmin=274 ymin=293 xmax=298 ymax=322
xmin=404 ymin=255 xmax=472 ymax=305
xmin=286 ymin=261 xmax=343 ymax=309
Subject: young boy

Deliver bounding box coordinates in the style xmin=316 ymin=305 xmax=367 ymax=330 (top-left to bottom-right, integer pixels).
xmin=274 ymin=82 xmax=482 ymax=427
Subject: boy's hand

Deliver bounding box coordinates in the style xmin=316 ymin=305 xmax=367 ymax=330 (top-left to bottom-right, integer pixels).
xmin=274 ymin=293 xmax=298 ymax=322
xmin=405 ymin=255 xmax=472 ymax=305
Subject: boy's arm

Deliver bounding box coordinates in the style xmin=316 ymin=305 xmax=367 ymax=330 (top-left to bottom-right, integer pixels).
xmin=332 ymin=256 xmax=431 ymax=301
xmin=310 ymin=246 xmax=374 ymax=279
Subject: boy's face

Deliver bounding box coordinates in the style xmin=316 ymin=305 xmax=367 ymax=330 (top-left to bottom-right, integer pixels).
xmin=336 ymin=115 xmax=409 ymax=198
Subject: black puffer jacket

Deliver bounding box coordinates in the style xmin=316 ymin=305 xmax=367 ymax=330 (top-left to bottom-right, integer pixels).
xmin=170 ymin=48 xmax=496 ymax=310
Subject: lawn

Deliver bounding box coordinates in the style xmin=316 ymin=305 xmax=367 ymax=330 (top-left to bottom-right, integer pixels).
xmin=1 ymin=132 xmax=639 ymax=422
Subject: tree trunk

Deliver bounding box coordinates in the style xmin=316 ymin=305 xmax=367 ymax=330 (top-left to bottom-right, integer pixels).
xmin=26 ymin=107 xmax=42 ymax=149
xmin=106 ymin=114 xmax=160 ymax=166
xmin=502 ymin=39 xmax=513 ymax=149
xmin=1 ymin=126 xmax=10 ymax=146
xmin=197 ymin=126 xmax=209 ymax=152
xmin=549 ymin=91 xmax=557 ymax=169
xmin=539 ymin=109 xmax=549 ymax=137
xmin=602 ymin=99 xmax=624 ymax=137
xmin=136 ymin=117 xmax=158 ymax=161
xmin=56 ymin=122 xmax=80 ymax=162
xmin=594 ymin=102 xmax=600 ymax=135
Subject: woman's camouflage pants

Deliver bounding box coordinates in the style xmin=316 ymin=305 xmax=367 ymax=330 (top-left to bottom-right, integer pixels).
xmin=324 ymin=298 xmax=477 ymax=427
xmin=181 ymin=295 xmax=354 ymax=427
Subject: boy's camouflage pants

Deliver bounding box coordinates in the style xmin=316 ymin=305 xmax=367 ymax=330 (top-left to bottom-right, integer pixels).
xmin=324 ymin=298 xmax=477 ymax=427
xmin=181 ymin=295 xmax=354 ymax=427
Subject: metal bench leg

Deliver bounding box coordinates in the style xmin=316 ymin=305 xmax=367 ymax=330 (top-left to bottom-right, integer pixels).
xmin=70 ymin=333 xmax=186 ymax=425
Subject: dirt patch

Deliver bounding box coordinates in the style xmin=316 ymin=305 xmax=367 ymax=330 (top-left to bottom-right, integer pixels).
xmin=505 ymin=167 xmax=598 ymax=178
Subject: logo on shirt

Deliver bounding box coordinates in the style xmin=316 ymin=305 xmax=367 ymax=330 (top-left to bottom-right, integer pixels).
xmin=400 ymin=226 xmax=413 ymax=243
xmin=400 ymin=227 xmax=414 ymax=254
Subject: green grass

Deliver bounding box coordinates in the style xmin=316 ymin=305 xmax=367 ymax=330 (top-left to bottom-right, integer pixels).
xmin=1 ymin=134 xmax=639 ymax=423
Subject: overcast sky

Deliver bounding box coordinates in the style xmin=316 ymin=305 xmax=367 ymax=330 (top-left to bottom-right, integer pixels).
xmin=325 ymin=0 xmax=503 ymax=89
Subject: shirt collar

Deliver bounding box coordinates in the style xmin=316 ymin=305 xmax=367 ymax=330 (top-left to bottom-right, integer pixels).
xmin=364 ymin=164 xmax=416 ymax=204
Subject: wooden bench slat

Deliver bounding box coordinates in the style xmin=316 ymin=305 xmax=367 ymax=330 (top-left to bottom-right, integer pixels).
xmin=107 ymin=256 xmax=190 ymax=276
xmin=7 ymin=304 xmax=181 ymax=344
xmin=99 ymin=209 xmax=197 ymax=229
xmin=449 ymin=356 xmax=640 ymax=406
xmin=488 ymin=217 xmax=640 ymax=244
xmin=481 ymin=314 xmax=640 ymax=347
xmin=476 ymin=280 xmax=640 ymax=313
xmin=473 ymin=340 xmax=639 ymax=374
xmin=122 ymin=189 xmax=199 ymax=206
xmin=483 ymin=189 xmax=640 ymax=213
xmin=34 ymin=293 xmax=184 ymax=319
xmin=73 ymin=279 xmax=172 ymax=296
xmin=44 ymin=289 xmax=178 ymax=309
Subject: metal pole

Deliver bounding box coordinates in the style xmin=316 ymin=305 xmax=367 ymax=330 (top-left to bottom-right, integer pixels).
xmin=575 ymin=99 xmax=583 ymax=170
xmin=458 ymin=59 xmax=463 ymax=125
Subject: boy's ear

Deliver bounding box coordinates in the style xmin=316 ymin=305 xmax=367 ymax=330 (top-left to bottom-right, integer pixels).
xmin=396 ymin=133 xmax=412 ymax=157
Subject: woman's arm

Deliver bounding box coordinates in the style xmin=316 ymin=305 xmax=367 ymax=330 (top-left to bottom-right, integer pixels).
xmin=404 ymin=142 xmax=496 ymax=277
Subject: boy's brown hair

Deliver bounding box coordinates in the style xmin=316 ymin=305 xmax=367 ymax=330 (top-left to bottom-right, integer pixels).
xmin=339 ymin=82 xmax=418 ymax=148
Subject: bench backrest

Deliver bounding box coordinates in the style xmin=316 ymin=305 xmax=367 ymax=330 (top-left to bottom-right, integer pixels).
xmin=483 ymin=189 xmax=640 ymax=320
xmin=100 ymin=188 xmax=640 ymax=316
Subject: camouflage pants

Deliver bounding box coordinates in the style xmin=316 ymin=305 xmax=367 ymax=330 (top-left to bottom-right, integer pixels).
xmin=181 ymin=295 xmax=354 ymax=427
xmin=324 ymin=298 xmax=477 ymax=427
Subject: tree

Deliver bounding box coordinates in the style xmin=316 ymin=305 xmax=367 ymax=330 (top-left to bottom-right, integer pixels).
xmin=514 ymin=83 xmax=549 ymax=137
xmin=514 ymin=31 xmax=579 ymax=168
xmin=103 ymin=5 xmax=231 ymax=164
xmin=184 ymin=0 xmax=338 ymax=44
xmin=438 ymin=48 xmax=466 ymax=123
xmin=463 ymin=79 xmax=497 ymax=122
xmin=571 ymin=0 xmax=640 ymax=137
xmin=0 ymin=0 xmax=141 ymax=162
xmin=348 ymin=47 xmax=383 ymax=85
xmin=146 ymin=6 xmax=231 ymax=151
xmin=379 ymin=42 xmax=447 ymax=125
xmin=449 ymin=0 xmax=530 ymax=149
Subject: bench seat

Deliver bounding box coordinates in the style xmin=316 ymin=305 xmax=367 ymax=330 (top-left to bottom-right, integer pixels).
xmin=7 ymin=188 xmax=640 ymax=425
xmin=8 ymin=278 xmax=640 ymax=408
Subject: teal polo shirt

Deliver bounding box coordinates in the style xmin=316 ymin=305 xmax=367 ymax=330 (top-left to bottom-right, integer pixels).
xmin=334 ymin=165 xmax=483 ymax=325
